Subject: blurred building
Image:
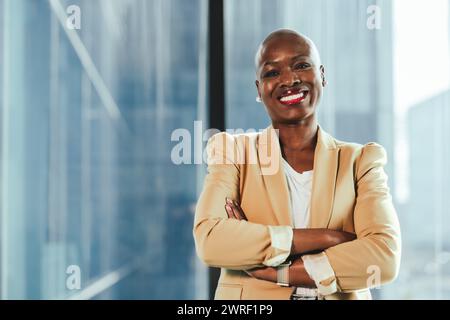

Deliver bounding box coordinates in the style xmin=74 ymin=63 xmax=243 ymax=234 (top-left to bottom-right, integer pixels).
xmin=1 ymin=0 xmax=206 ymax=299
xmin=402 ymin=89 xmax=450 ymax=299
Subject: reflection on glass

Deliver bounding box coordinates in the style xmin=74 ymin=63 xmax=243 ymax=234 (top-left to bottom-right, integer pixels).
xmin=1 ymin=0 xmax=207 ymax=299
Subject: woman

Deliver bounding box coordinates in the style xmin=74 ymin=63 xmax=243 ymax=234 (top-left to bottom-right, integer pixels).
xmin=193 ymin=29 xmax=401 ymax=300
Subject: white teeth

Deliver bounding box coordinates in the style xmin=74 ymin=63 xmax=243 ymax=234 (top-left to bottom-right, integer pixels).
xmin=280 ymin=91 xmax=306 ymax=102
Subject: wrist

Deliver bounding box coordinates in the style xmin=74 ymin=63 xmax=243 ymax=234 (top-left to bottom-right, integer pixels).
xmin=269 ymin=267 xmax=278 ymax=283
xmin=291 ymin=257 xmax=316 ymax=288
xmin=251 ymin=267 xmax=277 ymax=283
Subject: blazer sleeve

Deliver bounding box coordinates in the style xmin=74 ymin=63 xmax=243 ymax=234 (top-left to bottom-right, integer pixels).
xmin=324 ymin=142 xmax=402 ymax=292
xmin=193 ymin=132 xmax=284 ymax=270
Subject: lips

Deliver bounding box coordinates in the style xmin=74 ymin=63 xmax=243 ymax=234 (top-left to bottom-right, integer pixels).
xmin=277 ymin=88 xmax=309 ymax=106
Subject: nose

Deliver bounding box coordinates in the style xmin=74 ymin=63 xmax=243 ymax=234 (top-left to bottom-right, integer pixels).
xmin=279 ymin=70 xmax=301 ymax=87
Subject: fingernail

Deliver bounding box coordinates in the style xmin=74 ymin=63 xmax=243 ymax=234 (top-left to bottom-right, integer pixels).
xmin=226 ymin=198 xmax=233 ymax=204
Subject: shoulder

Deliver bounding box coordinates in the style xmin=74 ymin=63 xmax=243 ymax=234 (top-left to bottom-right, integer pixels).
xmin=335 ymin=138 xmax=386 ymax=159
xmin=333 ymin=136 xmax=388 ymax=178
xmin=206 ymin=131 xmax=236 ymax=146
xmin=207 ymin=130 xmax=260 ymax=150
xmin=206 ymin=130 xmax=259 ymax=165
xmin=205 ymin=132 xmax=237 ymax=162
xmin=336 ymin=136 xmax=386 ymax=156
xmin=319 ymin=126 xmax=386 ymax=159
xmin=208 ymin=129 xmax=261 ymax=140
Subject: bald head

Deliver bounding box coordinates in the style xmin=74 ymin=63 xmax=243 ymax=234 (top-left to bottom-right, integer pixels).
xmin=254 ymin=29 xmax=321 ymax=73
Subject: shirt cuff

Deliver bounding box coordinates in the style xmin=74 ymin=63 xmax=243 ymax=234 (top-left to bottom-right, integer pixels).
xmin=302 ymin=252 xmax=338 ymax=296
xmin=263 ymin=226 xmax=293 ymax=267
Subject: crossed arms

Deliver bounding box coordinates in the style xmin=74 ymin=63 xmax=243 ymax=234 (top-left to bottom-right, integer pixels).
xmin=224 ymin=197 xmax=355 ymax=288
xmin=193 ymin=133 xmax=401 ymax=293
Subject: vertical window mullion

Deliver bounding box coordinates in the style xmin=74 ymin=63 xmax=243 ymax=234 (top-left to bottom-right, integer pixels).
xmin=207 ymin=0 xmax=225 ymax=300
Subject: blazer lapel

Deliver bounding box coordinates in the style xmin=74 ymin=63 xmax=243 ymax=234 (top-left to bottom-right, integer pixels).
xmin=309 ymin=126 xmax=340 ymax=229
xmin=257 ymin=126 xmax=293 ymax=226
xmin=257 ymin=124 xmax=340 ymax=229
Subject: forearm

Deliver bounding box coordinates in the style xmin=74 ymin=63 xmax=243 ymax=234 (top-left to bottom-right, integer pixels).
xmin=248 ymin=257 xmax=316 ymax=288
xmin=194 ymin=218 xmax=283 ymax=270
xmin=291 ymin=228 xmax=355 ymax=255
xmin=325 ymin=234 xmax=401 ymax=291
xmin=289 ymin=258 xmax=317 ymax=288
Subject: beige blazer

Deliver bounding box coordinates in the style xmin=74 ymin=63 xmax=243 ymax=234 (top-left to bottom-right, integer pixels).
xmin=193 ymin=125 xmax=401 ymax=300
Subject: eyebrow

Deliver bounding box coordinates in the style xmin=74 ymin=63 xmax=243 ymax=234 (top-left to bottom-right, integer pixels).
xmin=262 ymin=54 xmax=310 ymax=67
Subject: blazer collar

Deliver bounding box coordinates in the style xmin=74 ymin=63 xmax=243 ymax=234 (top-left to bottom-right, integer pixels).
xmin=257 ymin=124 xmax=340 ymax=228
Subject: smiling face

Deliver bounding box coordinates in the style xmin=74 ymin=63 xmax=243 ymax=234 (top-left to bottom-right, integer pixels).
xmin=255 ymin=31 xmax=325 ymax=125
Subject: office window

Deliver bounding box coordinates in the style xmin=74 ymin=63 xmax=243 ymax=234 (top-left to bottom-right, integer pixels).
xmin=2 ymin=0 xmax=448 ymax=300
xmin=391 ymin=0 xmax=450 ymax=299
xmin=1 ymin=0 xmax=207 ymax=299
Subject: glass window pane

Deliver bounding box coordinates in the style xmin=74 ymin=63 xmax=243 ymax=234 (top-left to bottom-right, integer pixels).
xmin=1 ymin=0 xmax=207 ymax=299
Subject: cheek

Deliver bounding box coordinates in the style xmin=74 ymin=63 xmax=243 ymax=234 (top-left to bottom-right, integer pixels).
xmin=261 ymin=81 xmax=276 ymax=95
xmin=311 ymin=85 xmax=324 ymax=106
xmin=309 ymin=76 xmax=323 ymax=95
xmin=314 ymin=82 xmax=323 ymax=95
xmin=261 ymin=86 xmax=269 ymax=97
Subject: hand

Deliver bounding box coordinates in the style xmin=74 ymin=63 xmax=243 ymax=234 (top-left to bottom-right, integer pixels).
xmin=289 ymin=257 xmax=316 ymax=288
xmin=246 ymin=259 xmax=316 ymax=287
xmin=245 ymin=266 xmax=276 ymax=282
xmin=224 ymin=199 xmax=275 ymax=280
xmin=224 ymin=198 xmax=247 ymax=221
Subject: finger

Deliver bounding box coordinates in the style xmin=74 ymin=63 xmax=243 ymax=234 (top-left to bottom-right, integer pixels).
xmin=244 ymin=270 xmax=254 ymax=277
xmin=233 ymin=200 xmax=247 ymax=220
xmin=229 ymin=200 xmax=246 ymax=220
xmin=226 ymin=198 xmax=241 ymax=220
xmin=224 ymin=198 xmax=234 ymax=218
xmin=245 ymin=267 xmax=265 ymax=280
xmin=229 ymin=203 xmax=241 ymax=220
xmin=224 ymin=204 xmax=234 ymax=218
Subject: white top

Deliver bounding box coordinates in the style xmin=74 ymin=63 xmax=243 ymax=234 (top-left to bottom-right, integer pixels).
xmin=281 ymin=158 xmax=314 ymax=229
xmin=264 ymin=157 xmax=338 ymax=296
xmin=281 ymin=157 xmax=337 ymax=297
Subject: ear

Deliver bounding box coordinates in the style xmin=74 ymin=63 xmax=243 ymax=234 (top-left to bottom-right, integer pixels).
xmin=255 ymin=80 xmax=262 ymax=100
xmin=320 ymin=65 xmax=326 ymax=87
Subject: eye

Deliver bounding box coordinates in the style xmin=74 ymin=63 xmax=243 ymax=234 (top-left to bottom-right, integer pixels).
xmin=294 ymin=63 xmax=310 ymax=70
xmin=263 ymin=70 xmax=279 ymax=78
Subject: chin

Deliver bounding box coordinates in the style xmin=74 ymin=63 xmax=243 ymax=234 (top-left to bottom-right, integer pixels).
xmin=281 ymin=110 xmax=315 ymax=123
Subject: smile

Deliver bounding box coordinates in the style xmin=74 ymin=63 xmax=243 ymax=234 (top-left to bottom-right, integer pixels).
xmin=278 ymin=90 xmax=308 ymax=105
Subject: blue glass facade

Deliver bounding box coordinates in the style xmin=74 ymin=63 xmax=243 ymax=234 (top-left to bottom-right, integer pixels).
xmin=1 ymin=0 xmax=207 ymax=299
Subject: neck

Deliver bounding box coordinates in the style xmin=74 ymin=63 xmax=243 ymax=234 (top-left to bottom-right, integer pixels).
xmin=272 ymin=118 xmax=318 ymax=151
